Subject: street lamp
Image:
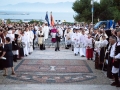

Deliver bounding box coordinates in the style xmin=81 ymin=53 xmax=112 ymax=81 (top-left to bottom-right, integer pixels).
xmin=91 ymin=0 xmax=94 ymax=30
xmin=55 ymin=20 xmax=61 ymax=25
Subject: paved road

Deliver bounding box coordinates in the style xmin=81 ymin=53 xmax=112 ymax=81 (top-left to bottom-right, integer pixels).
xmin=0 ymin=46 xmax=119 ymax=90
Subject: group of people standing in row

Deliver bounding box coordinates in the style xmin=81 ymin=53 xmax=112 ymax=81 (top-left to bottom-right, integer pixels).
xmin=0 ymin=22 xmax=120 ymax=87
xmin=0 ymin=22 xmax=50 ymax=75
xmin=52 ymin=24 xmax=120 ymax=87
xmin=91 ymin=27 xmax=120 ymax=87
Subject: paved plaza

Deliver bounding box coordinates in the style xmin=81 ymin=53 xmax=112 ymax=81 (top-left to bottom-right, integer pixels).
xmin=0 ymin=47 xmax=120 ymax=90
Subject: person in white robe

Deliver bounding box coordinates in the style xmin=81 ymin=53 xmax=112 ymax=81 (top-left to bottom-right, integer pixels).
xmin=21 ymin=31 xmax=28 ymax=56
xmin=79 ymin=29 xmax=87 ymax=57
xmin=73 ymin=29 xmax=80 ymax=56
xmin=29 ymin=28 xmax=34 ymax=53
xmin=24 ymin=27 xmax=30 ymax=56
xmin=64 ymin=28 xmax=72 ymax=49
xmin=44 ymin=23 xmax=49 ymax=40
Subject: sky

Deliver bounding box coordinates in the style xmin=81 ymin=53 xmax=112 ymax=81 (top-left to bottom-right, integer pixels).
xmin=0 ymin=0 xmax=75 ymax=6
xmin=0 ymin=0 xmax=99 ymax=6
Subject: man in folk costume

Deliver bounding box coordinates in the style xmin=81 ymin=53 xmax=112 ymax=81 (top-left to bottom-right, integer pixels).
xmin=38 ymin=27 xmax=45 ymax=50
xmin=111 ymin=29 xmax=120 ymax=87
xmin=85 ymin=33 xmax=94 ymax=60
xmin=73 ymin=29 xmax=80 ymax=56
xmin=107 ymin=36 xmax=116 ymax=79
xmin=24 ymin=27 xmax=30 ymax=56
xmin=79 ymin=29 xmax=87 ymax=57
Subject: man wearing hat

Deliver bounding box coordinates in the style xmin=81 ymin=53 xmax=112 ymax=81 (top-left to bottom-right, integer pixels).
xmin=111 ymin=28 xmax=120 ymax=87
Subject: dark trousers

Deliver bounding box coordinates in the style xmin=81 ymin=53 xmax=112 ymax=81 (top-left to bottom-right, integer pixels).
xmin=40 ymin=44 xmax=43 ymax=50
xmin=33 ymin=39 xmax=35 ymax=50
xmin=13 ymin=55 xmax=17 ymax=62
xmin=55 ymin=41 xmax=60 ymax=51
xmin=107 ymin=57 xmax=113 ymax=78
xmin=113 ymin=73 xmax=119 ymax=84
xmin=63 ymin=30 xmax=65 ymax=38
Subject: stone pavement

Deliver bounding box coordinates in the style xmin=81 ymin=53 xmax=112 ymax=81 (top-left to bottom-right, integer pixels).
xmin=0 ymin=47 xmax=119 ymax=90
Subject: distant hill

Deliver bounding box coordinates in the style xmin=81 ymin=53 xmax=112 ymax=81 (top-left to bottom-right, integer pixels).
xmin=0 ymin=2 xmax=74 ymax=12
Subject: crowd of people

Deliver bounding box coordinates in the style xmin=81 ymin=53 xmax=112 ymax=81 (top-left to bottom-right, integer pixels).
xmin=0 ymin=21 xmax=120 ymax=87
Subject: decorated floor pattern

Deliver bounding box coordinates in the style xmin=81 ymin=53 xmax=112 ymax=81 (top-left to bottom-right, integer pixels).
xmin=7 ymin=59 xmax=96 ymax=83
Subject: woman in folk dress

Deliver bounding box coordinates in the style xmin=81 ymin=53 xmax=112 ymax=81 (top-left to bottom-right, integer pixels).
xmin=38 ymin=27 xmax=45 ymax=50
xmin=86 ymin=34 xmax=94 ymax=60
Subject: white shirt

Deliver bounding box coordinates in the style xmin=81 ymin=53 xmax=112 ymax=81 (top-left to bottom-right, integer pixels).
xmin=24 ymin=31 xmax=30 ymax=42
xmin=6 ymin=33 xmax=14 ymax=43
xmin=73 ymin=33 xmax=80 ymax=44
xmin=115 ymin=41 xmax=120 ymax=59
xmin=101 ymin=39 xmax=108 ymax=47
xmin=80 ymin=34 xmax=87 ymax=44
xmin=43 ymin=26 xmax=49 ymax=40
xmin=85 ymin=38 xmax=93 ymax=48
xmin=110 ymin=43 xmax=116 ymax=58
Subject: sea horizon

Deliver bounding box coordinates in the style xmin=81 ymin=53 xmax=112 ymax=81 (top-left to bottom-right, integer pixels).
xmin=0 ymin=11 xmax=75 ymax=22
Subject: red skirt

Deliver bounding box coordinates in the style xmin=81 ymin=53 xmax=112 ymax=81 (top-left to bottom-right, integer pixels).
xmin=86 ymin=49 xmax=93 ymax=58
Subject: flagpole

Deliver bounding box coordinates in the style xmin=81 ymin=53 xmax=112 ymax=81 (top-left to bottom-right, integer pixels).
xmin=91 ymin=0 xmax=94 ymax=30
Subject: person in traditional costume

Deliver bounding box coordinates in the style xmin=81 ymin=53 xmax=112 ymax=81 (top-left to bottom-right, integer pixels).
xmin=73 ymin=29 xmax=80 ymax=56
xmin=99 ymin=35 xmax=108 ymax=69
xmin=79 ymin=29 xmax=87 ymax=57
xmin=107 ymin=36 xmax=116 ymax=79
xmin=38 ymin=27 xmax=45 ymax=50
xmin=85 ymin=33 xmax=94 ymax=60
xmin=110 ymin=29 xmax=120 ymax=87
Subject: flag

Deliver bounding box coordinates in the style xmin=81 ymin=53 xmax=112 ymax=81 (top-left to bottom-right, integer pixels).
xmin=50 ymin=12 xmax=55 ymax=26
xmin=45 ymin=12 xmax=50 ymax=26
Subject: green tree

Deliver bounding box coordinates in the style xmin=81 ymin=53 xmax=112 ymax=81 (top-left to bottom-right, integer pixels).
xmin=72 ymin=0 xmax=91 ymax=22
xmin=6 ymin=19 xmax=11 ymax=24
xmin=19 ymin=20 xmax=23 ymax=24
xmin=72 ymin=0 xmax=120 ymax=23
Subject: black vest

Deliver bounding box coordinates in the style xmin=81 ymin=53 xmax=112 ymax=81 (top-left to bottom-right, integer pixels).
xmin=115 ymin=42 xmax=120 ymax=56
xmin=113 ymin=42 xmax=120 ymax=68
